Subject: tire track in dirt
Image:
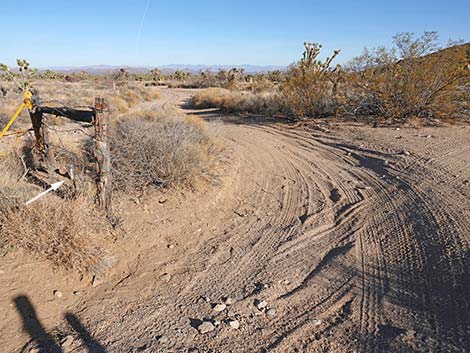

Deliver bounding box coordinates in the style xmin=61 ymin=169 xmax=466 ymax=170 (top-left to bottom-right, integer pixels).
xmin=67 ymin=90 xmax=470 ymax=353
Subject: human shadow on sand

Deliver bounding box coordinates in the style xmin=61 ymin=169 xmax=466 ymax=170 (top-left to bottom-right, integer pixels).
xmin=14 ymin=295 xmax=106 ymax=353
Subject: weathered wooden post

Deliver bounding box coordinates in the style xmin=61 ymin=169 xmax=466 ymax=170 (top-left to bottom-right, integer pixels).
xmin=94 ymin=97 xmax=112 ymax=212
xmin=28 ymin=93 xmax=56 ymax=169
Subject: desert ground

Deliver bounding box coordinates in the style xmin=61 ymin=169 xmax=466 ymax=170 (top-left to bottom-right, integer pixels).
xmin=0 ymin=87 xmax=469 ymax=352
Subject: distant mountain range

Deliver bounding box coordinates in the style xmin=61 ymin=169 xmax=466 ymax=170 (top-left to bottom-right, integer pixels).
xmin=42 ymin=64 xmax=286 ymax=75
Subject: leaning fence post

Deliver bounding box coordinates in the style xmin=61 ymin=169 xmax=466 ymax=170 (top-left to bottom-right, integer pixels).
xmin=28 ymin=92 xmax=56 ymax=169
xmin=94 ymin=97 xmax=112 ymax=212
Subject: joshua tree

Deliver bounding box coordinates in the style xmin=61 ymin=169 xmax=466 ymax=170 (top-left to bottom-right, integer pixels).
xmin=216 ymin=69 xmax=227 ymax=82
xmin=228 ymin=67 xmax=245 ymax=82
xmin=0 ymin=59 xmax=37 ymax=92
xmin=172 ymin=70 xmax=190 ymax=81
xmin=267 ymin=70 xmax=282 ymax=82
xmin=150 ymin=68 xmax=162 ymax=81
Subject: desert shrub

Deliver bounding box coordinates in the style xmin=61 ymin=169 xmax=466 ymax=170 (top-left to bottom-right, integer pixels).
xmin=191 ymin=88 xmax=228 ymax=109
xmin=167 ymin=73 xmax=224 ymax=89
xmin=280 ymin=42 xmax=342 ymax=119
xmin=0 ymin=152 xmax=111 ymax=274
xmin=0 ymin=196 xmax=112 ymax=274
xmin=248 ymin=78 xmax=277 ymax=93
xmin=0 ymin=151 xmax=34 ymax=208
xmin=110 ymin=113 xmax=216 ymax=191
xmin=344 ymin=32 xmax=470 ymax=122
xmin=117 ymin=101 xmax=164 ymax=122
xmin=191 ymin=88 xmax=281 ymax=115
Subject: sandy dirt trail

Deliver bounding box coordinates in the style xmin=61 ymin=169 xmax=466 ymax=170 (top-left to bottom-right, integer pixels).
xmin=3 ymin=88 xmax=470 ymax=352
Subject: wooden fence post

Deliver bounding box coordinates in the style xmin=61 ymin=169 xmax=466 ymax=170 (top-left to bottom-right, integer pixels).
xmin=94 ymin=97 xmax=112 ymax=212
xmin=28 ymin=93 xmax=56 ymax=169
xmin=29 ymin=108 xmax=45 ymax=152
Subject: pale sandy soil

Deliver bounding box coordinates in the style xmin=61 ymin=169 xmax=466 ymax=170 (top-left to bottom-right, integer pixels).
xmin=1 ymin=88 xmax=469 ymax=353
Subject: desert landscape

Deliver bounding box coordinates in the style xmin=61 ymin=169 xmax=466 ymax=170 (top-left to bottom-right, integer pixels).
xmin=1 ymin=2 xmax=470 ymax=353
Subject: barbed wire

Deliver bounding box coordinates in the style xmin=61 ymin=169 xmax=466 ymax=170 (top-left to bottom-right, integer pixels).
xmin=45 ymin=123 xmax=95 ymax=139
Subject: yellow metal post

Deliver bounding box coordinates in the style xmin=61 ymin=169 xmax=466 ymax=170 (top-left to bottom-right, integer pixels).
xmin=0 ymin=91 xmax=33 ymax=141
xmin=0 ymin=103 xmax=26 ymax=140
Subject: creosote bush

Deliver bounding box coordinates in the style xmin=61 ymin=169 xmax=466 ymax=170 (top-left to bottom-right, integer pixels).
xmin=344 ymin=33 xmax=470 ymax=122
xmin=110 ymin=113 xmax=217 ymax=192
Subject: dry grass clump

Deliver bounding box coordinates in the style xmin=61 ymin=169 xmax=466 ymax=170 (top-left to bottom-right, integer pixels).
xmin=117 ymin=101 xmax=164 ymax=122
xmin=0 ymin=152 xmax=112 ymax=274
xmin=110 ymin=112 xmax=218 ymax=192
xmin=192 ymin=88 xmax=281 ymax=115
xmin=0 ymin=83 xmax=25 ymax=119
xmin=0 ymin=196 xmax=112 ymax=274
xmin=0 ymin=151 xmax=34 ymax=207
xmin=6 ymin=80 xmax=161 ymax=115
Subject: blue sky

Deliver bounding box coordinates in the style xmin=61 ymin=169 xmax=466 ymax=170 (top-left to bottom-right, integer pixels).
xmin=1 ymin=0 xmax=468 ymax=67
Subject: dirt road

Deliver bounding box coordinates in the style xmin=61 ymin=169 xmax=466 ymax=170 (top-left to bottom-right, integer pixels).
xmin=3 ymin=88 xmax=470 ymax=352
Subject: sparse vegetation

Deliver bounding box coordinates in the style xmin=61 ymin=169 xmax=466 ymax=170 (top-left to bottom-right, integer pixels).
xmin=0 ymin=31 xmax=468 ymax=277
xmin=343 ymin=32 xmax=470 ymax=123
xmin=192 ymin=88 xmax=281 ymax=115
xmin=110 ymin=112 xmax=218 ymax=192
xmin=0 ymin=152 xmax=112 ymax=274
xmin=280 ymin=42 xmax=342 ymax=119
xmin=191 ymin=32 xmax=469 ymax=124
xmin=0 ymin=196 xmax=112 ymax=274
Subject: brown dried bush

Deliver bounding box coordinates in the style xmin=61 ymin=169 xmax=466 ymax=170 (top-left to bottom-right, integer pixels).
xmin=0 ymin=152 xmax=112 ymax=274
xmin=343 ymin=33 xmax=470 ymax=123
xmin=0 ymin=197 xmax=112 ymax=274
xmin=191 ymin=88 xmax=281 ymax=115
xmin=0 ymin=151 xmax=34 ymax=207
xmin=110 ymin=113 xmax=218 ymax=192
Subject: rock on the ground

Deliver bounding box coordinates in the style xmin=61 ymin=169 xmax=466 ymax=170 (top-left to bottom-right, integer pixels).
xmin=224 ymin=297 xmax=235 ymax=305
xmin=92 ymin=276 xmax=104 ymax=287
xmin=312 ymin=319 xmax=322 ymax=326
xmin=53 ymin=290 xmax=63 ymax=298
xmin=266 ymin=308 xmax=276 ymax=317
xmin=254 ymin=299 xmax=268 ymax=310
xmin=197 ymin=320 xmax=215 ymax=334
xmin=61 ymin=335 xmax=74 ymax=348
xmin=228 ymin=319 xmax=240 ymax=329
xmin=213 ymin=303 xmax=226 ymax=312
xmin=160 ymin=273 xmax=171 ymax=283
xmin=157 ymin=335 xmax=168 ymax=344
